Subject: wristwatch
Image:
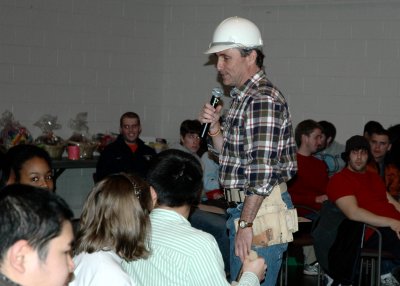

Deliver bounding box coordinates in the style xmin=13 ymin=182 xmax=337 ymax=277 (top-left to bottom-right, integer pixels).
xmin=238 ymin=220 xmax=253 ymax=229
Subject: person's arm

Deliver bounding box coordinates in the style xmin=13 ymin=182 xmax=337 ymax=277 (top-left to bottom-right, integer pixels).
xmin=386 ymin=192 xmax=400 ymax=212
xmin=335 ymin=195 xmax=400 ymax=238
xmin=235 ymin=195 xmax=264 ymax=261
xmin=242 ymin=94 xmax=297 ymax=196
xmin=289 ymin=188 xmax=326 ymax=207
xmin=199 ymin=103 xmax=224 ymax=152
xmin=233 ymin=255 xmax=266 ymax=286
xmin=236 ymin=96 xmax=296 ymax=261
xmin=315 ymin=194 xmax=328 ymax=203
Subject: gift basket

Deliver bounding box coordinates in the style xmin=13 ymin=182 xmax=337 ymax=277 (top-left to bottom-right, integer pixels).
xmin=92 ymin=132 xmax=117 ymax=153
xmin=148 ymin=138 xmax=168 ymax=153
xmin=0 ymin=110 xmax=33 ymax=149
xmin=34 ymin=114 xmax=65 ymax=159
xmin=68 ymin=112 xmax=98 ymax=159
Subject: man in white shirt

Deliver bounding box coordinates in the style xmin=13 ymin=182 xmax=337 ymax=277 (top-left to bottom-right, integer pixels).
xmin=123 ymin=149 xmax=266 ymax=286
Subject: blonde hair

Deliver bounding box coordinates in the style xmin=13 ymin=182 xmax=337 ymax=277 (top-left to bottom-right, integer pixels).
xmin=74 ymin=173 xmax=151 ymax=261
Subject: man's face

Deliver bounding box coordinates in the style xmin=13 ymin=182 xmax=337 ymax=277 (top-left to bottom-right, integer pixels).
xmin=303 ymin=128 xmax=323 ymax=154
xmin=369 ymin=133 xmax=391 ymax=162
xmin=318 ymin=133 xmax=328 ymax=151
xmin=215 ymin=48 xmax=253 ymax=88
xmin=25 ymin=221 xmax=74 ymax=286
xmin=347 ymin=149 xmax=369 ymax=173
xmin=181 ymin=133 xmax=201 ymax=154
xmin=120 ymin=117 xmax=141 ymax=144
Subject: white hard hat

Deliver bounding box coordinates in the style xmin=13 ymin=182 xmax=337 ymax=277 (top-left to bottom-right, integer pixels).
xmin=205 ymin=16 xmax=263 ymax=54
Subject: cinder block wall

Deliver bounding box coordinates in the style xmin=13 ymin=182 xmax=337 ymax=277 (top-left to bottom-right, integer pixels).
xmin=1 ymin=0 xmax=399 ymax=215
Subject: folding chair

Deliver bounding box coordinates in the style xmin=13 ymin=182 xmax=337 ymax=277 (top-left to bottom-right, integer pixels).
xmin=358 ymin=225 xmax=396 ymax=286
xmin=279 ymin=205 xmax=323 ymax=286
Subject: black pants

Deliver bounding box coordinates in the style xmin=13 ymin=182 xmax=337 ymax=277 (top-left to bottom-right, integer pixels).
xmin=365 ymin=227 xmax=400 ymax=274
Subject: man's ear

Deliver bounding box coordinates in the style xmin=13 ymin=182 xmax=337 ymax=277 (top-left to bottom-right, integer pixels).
xmin=150 ymin=186 xmax=158 ymax=208
xmin=7 ymin=240 xmax=31 ymax=273
xmin=247 ymin=50 xmax=257 ymax=66
xmin=301 ymin=134 xmax=308 ymax=144
xmin=327 ymin=136 xmax=333 ymax=145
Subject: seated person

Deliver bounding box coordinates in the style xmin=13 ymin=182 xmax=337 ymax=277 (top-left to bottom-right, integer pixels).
xmin=314 ymin=120 xmax=345 ymax=177
xmin=289 ymin=119 xmax=329 ymax=216
xmin=1 ymin=144 xmax=54 ymax=192
xmin=95 ymin=112 xmax=156 ymax=181
xmin=363 ymin=120 xmax=384 ymax=140
xmin=288 ymin=119 xmax=329 ymax=275
xmin=367 ymin=127 xmax=400 ymax=200
xmin=171 ymin=119 xmax=202 ymax=160
xmin=171 ymin=119 xmax=230 ymax=273
xmin=123 ymin=149 xmax=266 ymax=286
xmin=327 ymin=135 xmax=400 ymax=286
xmin=172 ymin=119 xmax=223 ymax=199
xmin=70 ymin=173 xmax=152 ymax=286
xmin=388 ymin=124 xmax=400 ymax=200
xmin=201 ymin=150 xmax=224 ymax=200
xmin=0 ymin=184 xmax=75 ymax=286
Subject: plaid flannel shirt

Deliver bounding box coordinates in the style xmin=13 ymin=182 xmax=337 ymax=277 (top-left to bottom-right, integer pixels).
xmin=219 ymin=70 xmax=297 ymax=196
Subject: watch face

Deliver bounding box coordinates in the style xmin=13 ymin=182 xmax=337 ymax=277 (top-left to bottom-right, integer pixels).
xmin=239 ymin=221 xmax=246 ymax=228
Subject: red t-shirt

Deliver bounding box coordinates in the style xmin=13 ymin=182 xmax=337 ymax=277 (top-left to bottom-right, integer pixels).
xmin=327 ymin=168 xmax=400 ymax=222
xmin=288 ymin=153 xmax=329 ymax=215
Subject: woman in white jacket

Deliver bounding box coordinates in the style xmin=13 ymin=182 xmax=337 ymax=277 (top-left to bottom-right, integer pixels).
xmin=69 ymin=173 xmax=152 ymax=286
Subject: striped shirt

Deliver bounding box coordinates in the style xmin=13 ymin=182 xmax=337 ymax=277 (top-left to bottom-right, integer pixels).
xmin=123 ymin=208 xmax=259 ymax=286
xmin=219 ymin=70 xmax=297 ymax=196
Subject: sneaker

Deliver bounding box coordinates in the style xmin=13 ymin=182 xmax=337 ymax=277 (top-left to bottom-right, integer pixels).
xmin=381 ymin=273 xmax=400 ymax=286
xmin=324 ymin=273 xmax=334 ymax=286
xmin=303 ymin=262 xmax=319 ymax=276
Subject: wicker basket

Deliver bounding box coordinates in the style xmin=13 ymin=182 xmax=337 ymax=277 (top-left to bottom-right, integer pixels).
xmin=42 ymin=144 xmax=65 ymax=160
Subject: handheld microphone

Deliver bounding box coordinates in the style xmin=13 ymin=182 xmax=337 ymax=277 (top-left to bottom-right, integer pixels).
xmin=200 ymin=87 xmax=223 ymax=139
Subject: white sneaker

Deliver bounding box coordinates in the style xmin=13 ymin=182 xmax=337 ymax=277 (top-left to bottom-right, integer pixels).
xmin=303 ymin=262 xmax=319 ymax=276
xmin=324 ymin=273 xmax=333 ymax=286
xmin=381 ymin=273 xmax=400 ymax=286
xmin=323 ymin=273 xmax=353 ymax=286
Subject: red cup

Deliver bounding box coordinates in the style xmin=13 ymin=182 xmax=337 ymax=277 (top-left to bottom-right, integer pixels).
xmin=67 ymin=145 xmax=80 ymax=160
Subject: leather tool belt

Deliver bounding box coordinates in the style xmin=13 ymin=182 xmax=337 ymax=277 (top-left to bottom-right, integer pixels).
xmin=232 ymin=183 xmax=299 ymax=247
xmin=223 ymin=188 xmax=245 ymax=204
xmin=224 ymin=184 xmax=286 ymax=204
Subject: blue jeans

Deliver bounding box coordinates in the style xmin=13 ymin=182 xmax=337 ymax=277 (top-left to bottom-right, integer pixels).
xmin=227 ymin=191 xmax=294 ymax=286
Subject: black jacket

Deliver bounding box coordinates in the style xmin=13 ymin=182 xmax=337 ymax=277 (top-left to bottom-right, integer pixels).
xmin=312 ymin=200 xmax=364 ymax=285
xmin=95 ymin=135 xmax=156 ymax=181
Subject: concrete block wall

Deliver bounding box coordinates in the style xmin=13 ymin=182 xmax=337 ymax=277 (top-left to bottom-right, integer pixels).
xmin=1 ymin=0 xmax=400 ymax=215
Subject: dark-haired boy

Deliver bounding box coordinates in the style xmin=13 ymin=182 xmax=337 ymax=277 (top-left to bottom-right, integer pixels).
xmin=0 ymin=185 xmax=75 ymax=286
xmin=123 ymin=149 xmax=266 ymax=286
xmin=327 ymin=135 xmax=400 ymax=286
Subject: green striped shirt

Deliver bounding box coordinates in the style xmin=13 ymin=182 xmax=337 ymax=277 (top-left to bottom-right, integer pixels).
xmin=123 ymin=208 xmax=259 ymax=286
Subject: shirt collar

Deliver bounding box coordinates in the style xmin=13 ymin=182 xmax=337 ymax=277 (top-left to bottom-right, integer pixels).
xmin=230 ymin=69 xmax=265 ymax=100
